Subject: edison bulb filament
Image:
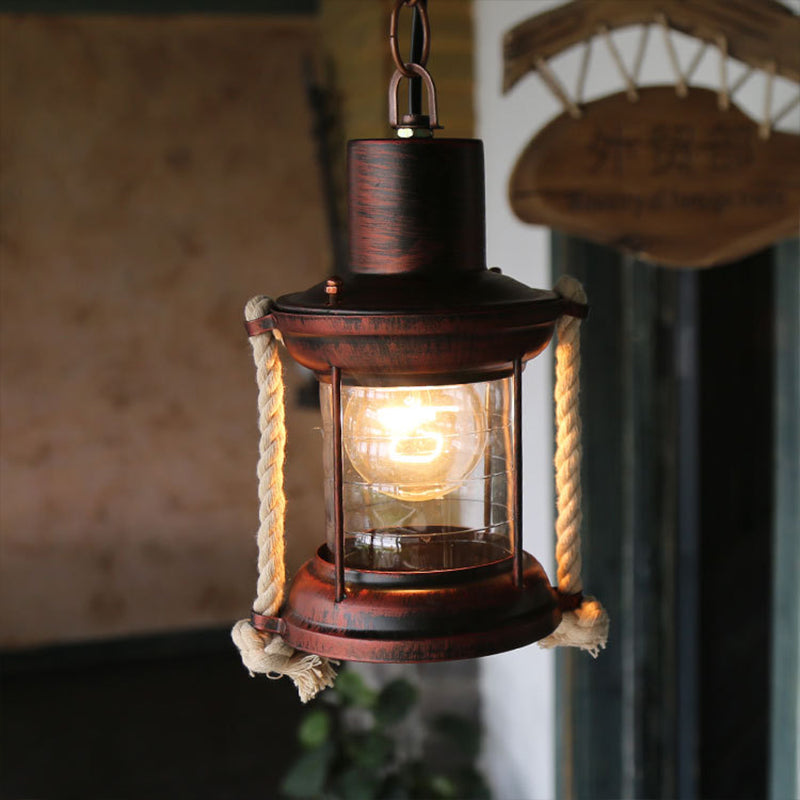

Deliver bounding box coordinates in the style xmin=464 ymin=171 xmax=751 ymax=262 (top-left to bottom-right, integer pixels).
xmin=342 ymin=384 xmax=486 ymax=502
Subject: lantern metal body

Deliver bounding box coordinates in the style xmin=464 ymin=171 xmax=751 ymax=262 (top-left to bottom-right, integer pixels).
xmin=249 ymin=137 xmax=585 ymax=662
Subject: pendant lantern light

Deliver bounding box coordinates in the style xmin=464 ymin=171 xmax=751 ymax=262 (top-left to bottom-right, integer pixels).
xmin=232 ymin=0 xmax=608 ymax=702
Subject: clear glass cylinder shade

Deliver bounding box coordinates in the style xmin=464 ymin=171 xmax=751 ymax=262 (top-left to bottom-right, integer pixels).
xmin=321 ymin=377 xmax=515 ymax=571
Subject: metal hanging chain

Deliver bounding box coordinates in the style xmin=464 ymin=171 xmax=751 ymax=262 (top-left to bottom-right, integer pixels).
xmin=409 ymin=0 xmax=428 ymax=117
xmin=388 ymin=0 xmax=440 ymax=132
xmin=389 ymin=0 xmax=430 ymax=79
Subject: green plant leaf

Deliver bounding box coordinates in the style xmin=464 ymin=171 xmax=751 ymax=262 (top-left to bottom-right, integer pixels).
xmin=334 ymin=669 xmax=377 ymax=708
xmin=346 ymin=730 xmax=394 ymax=769
xmin=280 ymin=741 xmax=335 ymax=798
xmin=333 ymin=766 xmax=382 ymax=800
xmin=374 ymin=679 xmax=418 ymax=725
xmin=429 ymin=774 xmax=459 ymax=798
xmin=432 ymin=713 xmax=481 ymax=760
xmin=297 ymin=709 xmax=332 ymax=749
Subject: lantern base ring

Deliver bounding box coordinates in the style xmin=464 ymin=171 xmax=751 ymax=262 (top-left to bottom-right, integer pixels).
xmin=273 ymin=547 xmax=561 ymax=663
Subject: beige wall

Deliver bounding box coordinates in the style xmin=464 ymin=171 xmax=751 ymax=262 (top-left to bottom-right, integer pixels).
xmin=0 ymin=16 xmax=329 ymax=646
xmin=0 ymin=5 xmax=474 ymax=648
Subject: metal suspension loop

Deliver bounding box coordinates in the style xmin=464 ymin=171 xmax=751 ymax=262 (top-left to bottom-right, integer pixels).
xmin=388 ymin=63 xmax=440 ymax=129
xmin=389 ymin=0 xmax=430 ymax=79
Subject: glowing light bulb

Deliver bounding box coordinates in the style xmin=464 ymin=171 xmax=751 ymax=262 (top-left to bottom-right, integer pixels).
xmin=343 ymin=384 xmax=486 ymax=502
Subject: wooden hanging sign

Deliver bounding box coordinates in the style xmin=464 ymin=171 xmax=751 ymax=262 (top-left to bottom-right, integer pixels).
xmin=509 ymin=86 xmax=799 ymax=268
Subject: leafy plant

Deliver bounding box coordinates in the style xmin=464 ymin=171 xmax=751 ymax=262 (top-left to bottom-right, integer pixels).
xmin=280 ymin=668 xmax=491 ymax=800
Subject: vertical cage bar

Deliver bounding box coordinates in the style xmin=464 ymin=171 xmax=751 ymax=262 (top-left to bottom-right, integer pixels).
xmin=513 ymin=358 xmax=524 ymax=587
xmin=483 ymin=383 xmax=492 ymax=533
xmin=332 ymin=366 xmax=345 ymax=602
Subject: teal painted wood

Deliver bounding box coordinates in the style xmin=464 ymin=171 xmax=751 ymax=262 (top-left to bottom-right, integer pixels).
xmin=551 ymin=235 xmax=685 ymax=799
xmin=769 ymin=238 xmax=800 ymax=800
xmin=552 ymin=235 xmax=626 ymax=800
xmin=553 ymin=238 xmax=783 ymax=800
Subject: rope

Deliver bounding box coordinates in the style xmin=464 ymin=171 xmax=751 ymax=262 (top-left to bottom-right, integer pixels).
xmin=716 ymin=35 xmax=729 ymax=111
xmin=771 ymin=92 xmax=800 ymax=129
xmin=231 ymin=295 xmax=337 ymax=702
xmin=536 ymin=57 xmax=582 ymax=119
xmin=729 ymin=66 xmax=754 ymax=98
xmin=684 ymin=40 xmax=708 ymax=85
xmin=599 ymin=25 xmax=638 ymax=102
xmin=539 ymin=276 xmax=609 ymax=657
xmin=631 ymin=24 xmax=650 ymax=86
xmin=657 ymin=14 xmax=687 ymax=98
xmin=575 ymin=38 xmax=592 ymax=106
xmin=760 ymin=62 xmax=776 ymax=140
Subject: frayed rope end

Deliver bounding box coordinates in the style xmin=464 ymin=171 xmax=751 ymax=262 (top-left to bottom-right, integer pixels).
xmin=231 ymin=619 xmax=338 ymax=703
xmin=538 ymin=596 xmax=609 ymax=658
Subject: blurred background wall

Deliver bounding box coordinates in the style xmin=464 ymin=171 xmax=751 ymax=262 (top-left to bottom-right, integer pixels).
xmin=0 ymin=1 xmax=474 ymax=649
xmin=0 ymin=6 xmax=483 ymax=798
xmin=0 ymin=13 xmax=332 ymax=646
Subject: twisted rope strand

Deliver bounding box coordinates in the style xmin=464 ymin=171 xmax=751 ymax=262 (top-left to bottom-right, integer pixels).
xmin=716 ymin=35 xmax=729 ymax=111
xmin=631 ymin=24 xmax=650 ymax=86
xmin=599 ymin=25 xmax=638 ymax=102
xmin=539 ymin=276 xmax=609 ymax=657
xmin=575 ymin=38 xmax=593 ymax=106
xmin=683 ymin=40 xmax=708 ymax=85
xmin=249 ymin=296 xmax=286 ymax=617
xmin=657 ymin=14 xmax=688 ymax=98
xmin=535 ymin=57 xmax=582 ymax=119
xmin=760 ymin=62 xmax=776 ymax=140
xmin=231 ymin=295 xmax=336 ymax=702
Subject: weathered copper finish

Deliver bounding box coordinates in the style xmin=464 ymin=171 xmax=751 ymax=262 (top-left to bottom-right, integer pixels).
xmin=272 ymin=302 xmax=561 ymax=384
xmin=243 ymin=315 xmax=275 ymax=337
xmin=272 ymin=273 xmax=574 ymax=384
xmin=260 ymin=136 xmax=586 ymax=661
xmin=270 ymin=138 xmax=585 ymax=384
xmin=250 ymin=612 xmax=286 ymax=637
xmin=348 ymin=139 xmax=484 ymax=276
xmin=277 ymin=546 xmax=561 ymax=662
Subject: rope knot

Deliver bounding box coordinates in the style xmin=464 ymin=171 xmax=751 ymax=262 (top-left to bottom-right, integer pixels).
xmin=231 ymin=621 xmax=337 ymax=702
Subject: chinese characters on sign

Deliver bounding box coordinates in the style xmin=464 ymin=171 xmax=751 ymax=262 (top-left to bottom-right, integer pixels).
xmin=509 ymin=86 xmax=799 ymax=266
xmin=589 ymin=123 xmax=755 ymax=176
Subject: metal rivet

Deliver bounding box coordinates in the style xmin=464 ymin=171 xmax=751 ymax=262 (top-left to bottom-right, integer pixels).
xmin=325 ymin=277 xmax=342 ymax=305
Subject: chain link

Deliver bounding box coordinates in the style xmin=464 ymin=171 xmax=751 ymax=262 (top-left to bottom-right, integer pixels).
xmin=389 ymin=0 xmax=429 ymax=79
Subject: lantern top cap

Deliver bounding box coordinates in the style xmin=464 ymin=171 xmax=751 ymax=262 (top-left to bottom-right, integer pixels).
xmin=273 ymin=269 xmax=560 ymax=316
xmin=269 ymin=271 xmax=581 ymax=384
